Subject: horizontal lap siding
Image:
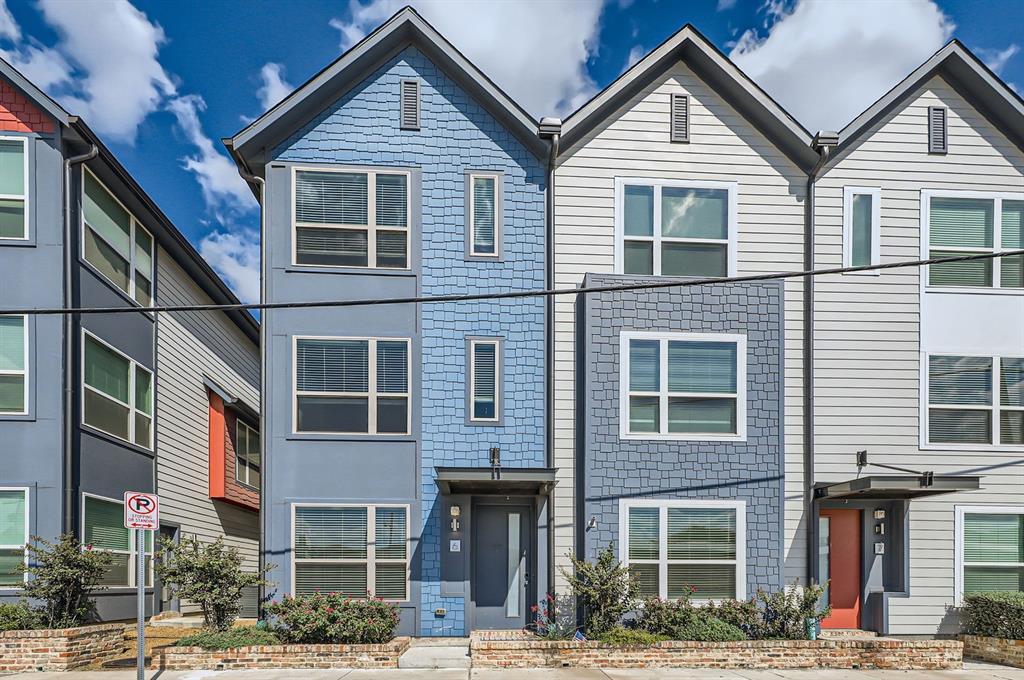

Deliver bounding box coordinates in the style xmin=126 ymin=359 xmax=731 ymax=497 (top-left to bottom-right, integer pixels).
xmin=813 ymin=75 xmax=1024 ymax=634
xmin=553 ymin=60 xmax=806 ymax=590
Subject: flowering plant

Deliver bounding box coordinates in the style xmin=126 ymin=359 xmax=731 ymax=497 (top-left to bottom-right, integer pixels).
xmin=266 ymin=592 xmax=398 ymax=644
xmin=526 ymin=592 xmax=578 ymax=640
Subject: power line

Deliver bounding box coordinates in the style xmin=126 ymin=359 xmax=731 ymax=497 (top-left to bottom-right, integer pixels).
xmin=1 ymin=249 xmax=1021 ymax=317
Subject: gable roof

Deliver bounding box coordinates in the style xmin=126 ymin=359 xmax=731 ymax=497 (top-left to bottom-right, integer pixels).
xmin=838 ymin=40 xmax=1024 ymax=153
xmin=558 ymin=24 xmax=817 ymax=170
xmin=0 ymin=57 xmax=71 ymax=127
xmin=228 ymin=6 xmax=546 ymax=174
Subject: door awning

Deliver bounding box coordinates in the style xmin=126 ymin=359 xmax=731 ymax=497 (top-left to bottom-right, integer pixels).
xmin=434 ymin=467 xmax=557 ymax=495
xmin=814 ymin=474 xmax=980 ymax=500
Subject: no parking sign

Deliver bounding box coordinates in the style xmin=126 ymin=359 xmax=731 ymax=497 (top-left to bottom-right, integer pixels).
xmin=124 ymin=491 xmax=159 ymax=530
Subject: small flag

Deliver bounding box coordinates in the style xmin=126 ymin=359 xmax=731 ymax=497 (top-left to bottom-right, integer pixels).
xmin=573 ymin=630 xmax=587 ymax=642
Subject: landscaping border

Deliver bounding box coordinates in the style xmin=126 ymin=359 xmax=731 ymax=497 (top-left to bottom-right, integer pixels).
xmin=151 ymin=637 xmax=411 ymax=670
xmin=0 ymin=623 xmax=127 ymax=672
xmin=471 ymin=630 xmax=962 ymax=670
xmin=963 ymin=635 xmax=1024 ymax=669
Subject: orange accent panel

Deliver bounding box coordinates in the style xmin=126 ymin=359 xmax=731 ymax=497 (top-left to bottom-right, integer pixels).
xmin=821 ymin=508 xmax=862 ymax=629
xmin=208 ymin=392 xmax=226 ymax=499
xmin=0 ymin=81 xmax=54 ymax=134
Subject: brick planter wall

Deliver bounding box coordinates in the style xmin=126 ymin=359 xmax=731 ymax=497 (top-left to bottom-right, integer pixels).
xmin=0 ymin=623 xmax=127 ymax=672
xmin=471 ymin=631 xmax=962 ymax=670
xmin=151 ymin=638 xmax=410 ymax=670
xmin=964 ymin=635 xmax=1024 ymax=669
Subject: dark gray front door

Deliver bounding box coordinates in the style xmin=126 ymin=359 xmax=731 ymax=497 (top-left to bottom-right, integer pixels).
xmin=472 ymin=503 xmax=531 ymax=629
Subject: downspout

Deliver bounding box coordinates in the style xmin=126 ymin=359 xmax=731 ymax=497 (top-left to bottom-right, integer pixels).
xmin=63 ymin=134 xmax=98 ymax=534
xmin=803 ymin=131 xmax=837 ymax=583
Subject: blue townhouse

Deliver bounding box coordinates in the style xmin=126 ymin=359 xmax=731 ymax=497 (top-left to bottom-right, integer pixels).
xmin=227 ymin=8 xmax=552 ymax=635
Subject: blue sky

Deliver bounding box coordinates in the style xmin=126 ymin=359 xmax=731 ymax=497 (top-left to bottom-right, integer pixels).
xmin=1 ymin=0 xmax=1021 ymax=302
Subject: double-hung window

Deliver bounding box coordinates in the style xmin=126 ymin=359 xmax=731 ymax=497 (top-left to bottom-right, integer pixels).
xmin=235 ymin=420 xmax=261 ymax=488
xmin=82 ymin=494 xmax=152 ymax=587
xmin=293 ymin=168 xmax=409 ymax=269
xmin=926 ymin=354 xmax=1023 ymax=446
xmin=293 ymin=504 xmax=408 ymax=600
xmin=0 ymin=488 xmax=28 ymax=587
xmin=82 ymin=332 xmax=153 ymax=448
xmin=468 ymin=338 xmax=500 ymax=422
xmin=467 ymin=173 xmax=500 ymax=257
xmin=294 ymin=337 xmax=410 ymax=434
xmin=0 ymin=315 xmax=27 ymax=414
xmin=82 ymin=169 xmax=154 ymax=305
xmin=621 ymin=500 xmax=745 ymax=601
xmin=843 ymin=186 xmax=881 ymax=270
xmin=956 ymin=506 xmax=1024 ymax=600
xmin=0 ymin=137 xmax=27 ymax=239
xmin=621 ymin=332 xmax=745 ymax=440
xmin=617 ymin=179 xmax=735 ymax=277
xmin=926 ymin=192 xmax=1023 ymax=289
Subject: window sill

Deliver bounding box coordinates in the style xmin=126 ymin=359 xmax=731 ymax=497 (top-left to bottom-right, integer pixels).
xmin=0 ymin=237 xmax=34 ymax=247
xmin=80 ymin=424 xmax=155 ymax=457
xmin=620 ymin=433 xmax=747 ymax=443
xmin=286 ymin=433 xmax=416 ymax=443
xmin=843 ymin=269 xmax=881 ymax=277
xmin=285 ymin=265 xmax=416 ymax=277
xmin=919 ymin=442 xmax=1024 ymax=453
xmin=924 ymin=286 xmax=1024 ymax=296
xmin=0 ymin=412 xmax=34 ymax=421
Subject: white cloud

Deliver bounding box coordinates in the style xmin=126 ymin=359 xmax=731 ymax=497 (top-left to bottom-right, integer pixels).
xmin=198 ymin=230 xmax=261 ymax=305
xmin=257 ymin=62 xmax=293 ymax=111
xmin=623 ymin=45 xmax=645 ymax=74
xmin=329 ymin=0 xmax=604 ymax=117
xmin=717 ymin=0 xmax=738 ymax=10
xmin=0 ymin=0 xmax=19 ymax=40
xmin=730 ymin=0 xmax=955 ymax=132
xmin=977 ymin=44 xmax=1020 ymax=74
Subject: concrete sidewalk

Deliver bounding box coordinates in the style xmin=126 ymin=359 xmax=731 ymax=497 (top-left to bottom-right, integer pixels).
xmin=3 ymin=662 xmax=1024 ymax=680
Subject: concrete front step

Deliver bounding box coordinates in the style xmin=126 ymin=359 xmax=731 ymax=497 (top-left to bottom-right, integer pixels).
xmin=819 ymin=628 xmax=880 ymax=639
xmin=399 ymin=639 xmax=471 ymax=669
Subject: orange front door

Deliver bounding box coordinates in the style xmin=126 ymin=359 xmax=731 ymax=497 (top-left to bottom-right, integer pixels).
xmin=819 ymin=508 xmax=861 ymax=629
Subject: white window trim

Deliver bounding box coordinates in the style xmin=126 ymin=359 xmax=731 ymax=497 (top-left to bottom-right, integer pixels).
xmin=80 ymin=492 xmax=152 ymax=589
xmin=80 ymin=167 xmax=155 ymax=307
xmin=613 ymin=177 xmax=738 ymax=278
xmin=842 ymin=186 xmax=881 ymax=273
xmin=953 ymin=505 xmax=1024 ymax=606
xmin=81 ymin=330 xmax=154 ymax=450
xmin=0 ymin=136 xmax=28 ymax=240
xmin=290 ymin=165 xmax=412 ymax=270
xmin=619 ymin=331 xmax=747 ymax=441
xmin=292 ymin=335 xmax=412 ymax=435
xmin=469 ymin=338 xmax=500 ymax=423
xmin=235 ymin=419 xmax=259 ymax=489
xmin=920 ymin=351 xmax=1024 ymax=452
xmin=618 ymin=498 xmax=746 ymax=602
xmin=0 ymin=314 xmax=28 ymax=416
xmin=290 ymin=502 xmax=411 ymax=602
xmin=468 ymin=172 xmax=500 ymax=258
xmin=0 ymin=486 xmax=29 ymax=588
xmin=920 ymin=188 xmax=1024 ymax=295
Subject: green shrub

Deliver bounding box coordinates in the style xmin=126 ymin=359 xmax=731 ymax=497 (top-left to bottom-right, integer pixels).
xmin=756 ymin=582 xmax=830 ymax=640
xmin=704 ymin=597 xmax=763 ymax=639
xmin=560 ymin=545 xmax=639 ymax=636
xmin=0 ymin=602 xmax=40 ymax=632
xmin=177 ymin=627 xmax=280 ymax=650
xmin=266 ymin=593 xmax=399 ymax=644
xmin=674 ymin=615 xmax=746 ymax=642
xmin=963 ymin=592 xmax=1024 ymax=639
xmin=23 ymin=534 xmax=112 ymax=629
xmin=596 ymin=626 xmax=668 ymax=646
xmin=635 ymin=597 xmax=746 ymax=641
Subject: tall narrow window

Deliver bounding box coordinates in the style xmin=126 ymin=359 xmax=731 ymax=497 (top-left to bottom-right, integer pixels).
xmin=294 ymin=169 xmax=409 ymax=269
xmin=0 ymin=137 xmax=26 ymax=239
xmin=958 ymin=508 xmax=1023 ymax=598
xmin=928 ymin=106 xmax=948 ymax=154
xmin=293 ymin=505 xmax=408 ymax=600
xmin=295 ymin=337 xmax=410 ymax=435
xmin=928 ymin=355 xmax=1023 ymax=446
xmin=618 ymin=180 xmax=734 ymax=277
xmin=400 ymin=80 xmax=420 ymax=130
xmin=0 ymin=315 xmax=26 ymax=414
xmin=468 ymin=174 xmax=499 ymax=257
xmin=82 ymin=495 xmax=151 ymax=587
xmin=0 ymin=489 xmax=27 ymax=586
xmin=469 ymin=339 xmax=500 ymax=422
xmin=235 ymin=420 xmax=261 ymax=488
xmin=843 ymin=187 xmax=880 ymax=269
xmin=82 ymin=333 xmax=153 ymax=448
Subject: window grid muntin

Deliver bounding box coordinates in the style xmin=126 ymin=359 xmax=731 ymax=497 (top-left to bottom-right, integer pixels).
xmin=235 ymin=419 xmax=260 ymax=488
xmin=926 ymin=353 xmax=1024 ymax=446
xmin=0 ymin=136 xmax=28 ymax=240
xmin=292 ymin=167 xmax=411 ymax=270
xmin=0 ymin=487 xmax=29 ymax=587
xmin=81 ymin=331 xmax=153 ymax=449
xmin=291 ymin=503 xmax=410 ymax=601
xmin=469 ymin=173 xmax=499 ymax=257
xmin=80 ymin=493 xmax=153 ymax=588
xmin=469 ymin=339 xmax=500 ymax=422
xmin=0 ymin=315 xmax=27 ymax=415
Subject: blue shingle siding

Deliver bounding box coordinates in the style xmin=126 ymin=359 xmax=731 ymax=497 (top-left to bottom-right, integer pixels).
xmin=577 ymin=274 xmax=784 ymax=594
xmin=274 ymin=46 xmax=546 ymax=635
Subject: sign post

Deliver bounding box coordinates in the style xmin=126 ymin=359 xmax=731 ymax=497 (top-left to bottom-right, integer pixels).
xmin=124 ymin=492 xmax=159 ymax=680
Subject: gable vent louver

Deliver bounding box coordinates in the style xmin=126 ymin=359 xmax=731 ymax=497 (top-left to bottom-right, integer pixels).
xmin=928 ymin=106 xmax=947 ymax=154
xmin=400 ymin=79 xmax=420 ymax=130
xmin=670 ymin=93 xmax=689 ymax=143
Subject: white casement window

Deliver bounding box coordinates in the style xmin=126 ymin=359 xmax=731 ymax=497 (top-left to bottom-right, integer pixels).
xmin=294 ymin=336 xmax=410 ymax=435
xmin=0 ymin=137 xmax=28 ymax=239
xmin=235 ymin=420 xmax=261 ymax=489
xmin=469 ymin=339 xmax=500 ymax=422
xmin=0 ymin=315 xmax=27 ymax=415
xmin=615 ymin=178 xmax=736 ymax=278
xmin=924 ymin=190 xmax=1024 ymax=290
xmin=292 ymin=504 xmax=409 ymax=601
xmin=81 ymin=494 xmax=152 ymax=587
xmin=954 ymin=506 xmax=1024 ymax=604
xmin=620 ymin=499 xmax=745 ymax=601
xmin=843 ymin=186 xmax=881 ymax=271
xmin=82 ymin=168 xmax=154 ymax=305
xmin=469 ymin=173 xmax=499 ymax=257
xmin=0 ymin=488 xmax=28 ymax=587
xmin=82 ymin=332 xmax=153 ymax=449
xmin=926 ymin=354 xmax=1023 ymax=448
xmin=293 ymin=167 xmax=410 ymax=269
xmin=620 ymin=332 xmax=746 ymax=441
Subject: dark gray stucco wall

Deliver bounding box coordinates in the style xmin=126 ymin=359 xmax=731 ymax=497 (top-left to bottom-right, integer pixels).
xmin=577 ymin=274 xmax=785 ymax=595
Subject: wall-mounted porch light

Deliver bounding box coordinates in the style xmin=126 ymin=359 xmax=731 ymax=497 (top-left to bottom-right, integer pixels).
xmin=450 ymin=504 xmax=461 ymax=532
